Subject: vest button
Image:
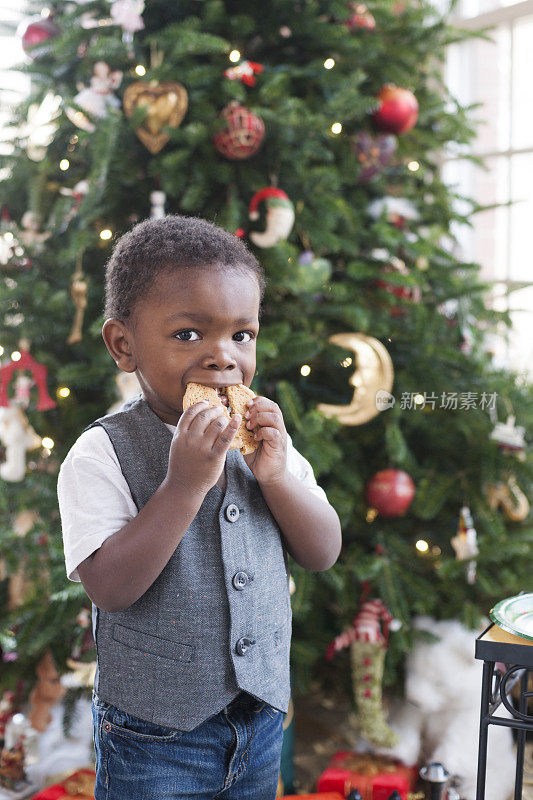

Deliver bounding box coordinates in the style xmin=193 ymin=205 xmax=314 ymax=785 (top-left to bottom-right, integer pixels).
xmin=232 ymin=571 xmax=249 ymax=590
xmin=225 ymin=504 xmax=240 ymax=522
xmin=235 ymin=636 xmax=256 ymax=656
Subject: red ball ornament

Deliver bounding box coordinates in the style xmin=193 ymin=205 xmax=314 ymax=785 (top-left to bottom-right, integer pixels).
xmin=365 ymin=469 xmax=415 ymax=518
xmin=373 ymin=84 xmax=418 ymax=135
xmin=213 ymin=102 xmax=265 ymax=160
xmin=20 ymin=16 xmax=59 ymax=59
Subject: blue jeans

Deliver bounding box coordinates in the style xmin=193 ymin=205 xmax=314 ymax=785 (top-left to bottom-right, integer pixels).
xmin=91 ymin=690 xmax=284 ymax=799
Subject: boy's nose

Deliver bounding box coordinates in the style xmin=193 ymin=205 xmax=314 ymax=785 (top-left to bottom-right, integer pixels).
xmin=201 ymin=347 xmax=237 ymax=371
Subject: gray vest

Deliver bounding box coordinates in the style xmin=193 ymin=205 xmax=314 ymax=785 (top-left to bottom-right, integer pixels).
xmin=87 ymin=396 xmax=291 ymax=731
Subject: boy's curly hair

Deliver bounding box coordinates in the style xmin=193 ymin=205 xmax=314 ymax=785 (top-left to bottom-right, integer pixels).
xmin=104 ymin=215 xmax=265 ymax=322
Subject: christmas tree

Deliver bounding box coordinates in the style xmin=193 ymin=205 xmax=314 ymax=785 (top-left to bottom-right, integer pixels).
xmin=1 ymin=0 xmax=531 ymax=722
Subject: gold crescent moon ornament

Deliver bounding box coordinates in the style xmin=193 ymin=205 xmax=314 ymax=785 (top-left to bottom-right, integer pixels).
xmin=317 ymin=332 xmax=394 ymax=425
xmin=123 ymin=80 xmax=188 ymax=154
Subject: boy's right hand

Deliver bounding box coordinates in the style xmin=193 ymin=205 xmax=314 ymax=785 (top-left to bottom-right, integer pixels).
xmin=165 ymin=401 xmax=241 ymax=494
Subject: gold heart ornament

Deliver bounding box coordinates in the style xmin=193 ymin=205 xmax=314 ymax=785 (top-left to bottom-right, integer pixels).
xmin=123 ymin=80 xmax=188 ymax=154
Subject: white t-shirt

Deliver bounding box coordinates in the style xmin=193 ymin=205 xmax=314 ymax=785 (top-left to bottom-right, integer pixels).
xmin=58 ymin=423 xmax=330 ymax=583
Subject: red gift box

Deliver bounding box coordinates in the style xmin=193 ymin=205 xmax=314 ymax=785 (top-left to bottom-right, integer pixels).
xmin=31 ymin=768 xmax=95 ymax=799
xmin=317 ymin=751 xmax=417 ymax=800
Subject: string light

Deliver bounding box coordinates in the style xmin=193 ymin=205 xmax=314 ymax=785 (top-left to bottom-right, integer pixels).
xmin=331 ymin=122 xmax=342 ymax=134
xmin=59 ymin=159 xmax=70 ymax=171
xmin=341 ymin=357 xmax=352 ymax=368
xmin=11 ymin=351 xmax=21 ymax=362
xmin=100 ymin=229 xmax=112 ymax=241
xmin=416 ymin=539 xmax=429 ymax=553
xmin=324 ymin=58 xmax=335 ymax=69
xmin=414 ymin=393 xmax=424 ymax=405
xmin=408 ymin=161 xmax=420 ymax=171
xmin=57 ymin=386 xmax=71 ymax=399
xmin=366 ymin=507 xmax=378 ymax=523
xmin=229 ymin=50 xmax=241 ymax=63
xmin=41 ymin=437 xmax=54 ymax=449
xmin=300 ymin=365 xmax=311 ymax=376
xmin=135 ymin=65 xmax=146 ymax=76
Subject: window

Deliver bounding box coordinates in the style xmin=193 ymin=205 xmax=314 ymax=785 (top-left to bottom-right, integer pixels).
xmin=442 ymin=0 xmax=533 ymax=380
xmin=0 ymin=1 xmax=28 ymax=158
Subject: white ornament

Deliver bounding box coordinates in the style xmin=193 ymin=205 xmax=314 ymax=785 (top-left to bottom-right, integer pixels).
xmin=67 ymin=62 xmax=122 ymax=130
xmin=18 ymin=211 xmax=51 ymax=251
xmin=367 ymin=196 xmax=419 ymax=224
xmin=0 ymin=404 xmax=42 ymax=482
xmin=110 ymin=0 xmax=145 ymax=33
xmin=150 ymin=190 xmax=166 ymax=219
xmin=248 ymin=188 xmax=295 ymax=249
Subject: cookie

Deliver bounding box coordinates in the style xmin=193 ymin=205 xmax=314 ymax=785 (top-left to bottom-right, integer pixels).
xmin=182 ymin=382 xmax=258 ymax=455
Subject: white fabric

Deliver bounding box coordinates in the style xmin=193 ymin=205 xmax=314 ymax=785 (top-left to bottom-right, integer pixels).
xmin=58 ymin=423 xmax=330 ymax=582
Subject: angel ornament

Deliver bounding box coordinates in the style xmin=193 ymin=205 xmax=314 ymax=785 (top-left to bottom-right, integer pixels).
xmin=0 ymin=404 xmax=42 ymax=482
xmin=69 ymin=62 xmax=123 ymax=130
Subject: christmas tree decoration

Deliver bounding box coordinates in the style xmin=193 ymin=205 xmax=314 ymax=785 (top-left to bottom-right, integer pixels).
xmin=317 ymin=333 xmax=394 ymax=425
xmin=58 ymin=180 xmax=90 ymax=225
xmin=23 ymin=92 xmax=62 ymax=162
xmin=367 ymin=197 xmax=419 ymax=228
xmin=19 ymin=15 xmax=59 ymax=59
xmin=351 ymin=132 xmax=397 ymax=182
xmin=0 ymin=405 xmax=42 ymax=482
xmin=213 ymin=102 xmax=265 ymax=160
xmin=326 ymin=599 xmax=399 ymax=748
xmin=373 ymin=256 xmax=422 ymax=317
xmin=5 ymin=512 xmax=39 ymax=609
xmin=3 ymin=713 xmax=39 ymax=766
xmin=150 ymin=190 xmax=166 ymax=219
xmin=345 ymin=4 xmax=376 ymax=31
xmin=450 ymin=506 xmax=478 ymax=584
xmin=17 ymin=212 xmax=50 ymax=254
xmin=248 ymin=188 xmax=295 ymax=248
xmin=0 ymin=741 xmax=28 ymax=793
xmin=224 ymin=60 xmax=264 ymax=87
xmin=0 ymin=349 xmax=56 ymax=411
xmin=293 ymin=251 xmax=332 ymax=293
xmin=318 ymin=755 xmax=416 ymax=800
xmin=365 ymin=469 xmax=415 ymax=518
xmin=372 ymin=85 xmax=418 ymax=135
xmin=123 ymin=80 xmax=189 ymax=154
xmin=486 ymin=475 xmax=529 ymax=522
xmin=66 ymin=261 xmax=88 ymax=345
xmin=66 ymin=62 xmax=123 ymax=133
xmin=110 ymin=0 xmax=145 ymax=54
xmin=489 ymin=414 xmax=526 ymax=453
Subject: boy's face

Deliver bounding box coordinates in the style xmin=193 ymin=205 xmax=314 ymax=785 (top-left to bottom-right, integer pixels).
xmin=103 ymin=266 xmax=260 ymax=425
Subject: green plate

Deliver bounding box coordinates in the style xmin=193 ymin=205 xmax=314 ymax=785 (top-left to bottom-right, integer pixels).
xmin=490 ymin=593 xmax=533 ymax=641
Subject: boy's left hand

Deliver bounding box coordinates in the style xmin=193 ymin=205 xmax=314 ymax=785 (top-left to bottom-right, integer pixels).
xmin=242 ymin=396 xmax=287 ymax=486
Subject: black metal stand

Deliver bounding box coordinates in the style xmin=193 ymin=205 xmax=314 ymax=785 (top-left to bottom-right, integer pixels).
xmin=475 ymin=623 xmax=533 ymax=800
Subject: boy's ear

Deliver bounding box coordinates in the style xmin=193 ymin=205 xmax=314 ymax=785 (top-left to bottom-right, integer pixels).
xmin=102 ymin=318 xmax=137 ymax=373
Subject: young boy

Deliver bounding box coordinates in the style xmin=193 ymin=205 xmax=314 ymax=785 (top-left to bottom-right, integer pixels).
xmin=58 ymin=215 xmax=341 ymax=800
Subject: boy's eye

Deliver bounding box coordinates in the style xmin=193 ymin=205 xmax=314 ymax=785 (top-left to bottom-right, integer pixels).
xmin=175 ymin=330 xmax=200 ymax=341
xmin=233 ymin=331 xmax=254 ymax=343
